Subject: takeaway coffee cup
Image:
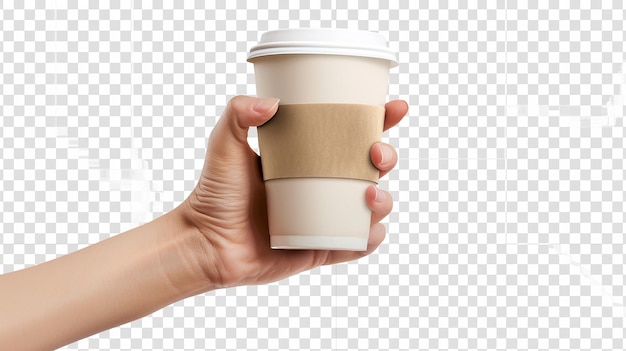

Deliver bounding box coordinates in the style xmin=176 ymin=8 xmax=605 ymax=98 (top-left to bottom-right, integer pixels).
xmin=248 ymin=28 xmax=397 ymax=250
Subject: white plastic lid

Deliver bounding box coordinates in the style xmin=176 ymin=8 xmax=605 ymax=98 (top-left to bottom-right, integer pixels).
xmin=247 ymin=28 xmax=398 ymax=67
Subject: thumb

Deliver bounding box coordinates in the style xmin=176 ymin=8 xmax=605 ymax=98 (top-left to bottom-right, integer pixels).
xmin=211 ymin=95 xmax=280 ymax=148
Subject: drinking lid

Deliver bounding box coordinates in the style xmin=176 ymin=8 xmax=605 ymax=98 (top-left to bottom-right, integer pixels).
xmin=247 ymin=28 xmax=398 ymax=67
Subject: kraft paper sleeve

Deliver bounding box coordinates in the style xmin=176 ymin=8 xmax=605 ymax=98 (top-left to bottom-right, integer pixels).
xmin=257 ymin=103 xmax=385 ymax=183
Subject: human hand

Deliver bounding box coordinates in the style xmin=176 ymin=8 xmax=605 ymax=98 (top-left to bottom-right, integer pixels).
xmin=180 ymin=96 xmax=408 ymax=289
xmin=0 ymin=95 xmax=407 ymax=349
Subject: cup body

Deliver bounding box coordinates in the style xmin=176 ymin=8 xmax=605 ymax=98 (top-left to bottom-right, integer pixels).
xmin=248 ymin=29 xmax=396 ymax=250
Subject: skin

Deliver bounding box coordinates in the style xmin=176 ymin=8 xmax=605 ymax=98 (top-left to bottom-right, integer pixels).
xmin=0 ymin=96 xmax=408 ymax=350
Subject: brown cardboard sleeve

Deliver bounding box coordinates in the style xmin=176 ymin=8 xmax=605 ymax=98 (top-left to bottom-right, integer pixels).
xmin=258 ymin=103 xmax=385 ymax=183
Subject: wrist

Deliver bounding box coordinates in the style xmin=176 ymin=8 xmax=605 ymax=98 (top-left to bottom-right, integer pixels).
xmin=154 ymin=203 xmax=219 ymax=297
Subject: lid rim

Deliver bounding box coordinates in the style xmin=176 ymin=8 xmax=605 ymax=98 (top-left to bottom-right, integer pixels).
xmin=247 ymin=28 xmax=398 ymax=66
xmin=247 ymin=48 xmax=398 ymax=67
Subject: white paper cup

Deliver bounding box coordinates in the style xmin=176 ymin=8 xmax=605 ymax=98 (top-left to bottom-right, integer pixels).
xmin=248 ymin=28 xmax=397 ymax=250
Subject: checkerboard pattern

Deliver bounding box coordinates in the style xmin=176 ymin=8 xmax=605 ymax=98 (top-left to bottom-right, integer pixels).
xmin=505 ymin=1 xmax=625 ymax=248
xmin=1 ymin=0 xmax=624 ymax=350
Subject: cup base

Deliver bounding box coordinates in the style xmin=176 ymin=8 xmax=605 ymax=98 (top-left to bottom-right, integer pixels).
xmin=271 ymin=235 xmax=368 ymax=251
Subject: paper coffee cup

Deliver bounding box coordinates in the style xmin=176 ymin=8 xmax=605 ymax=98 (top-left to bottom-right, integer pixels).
xmin=248 ymin=28 xmax=397 ymax=250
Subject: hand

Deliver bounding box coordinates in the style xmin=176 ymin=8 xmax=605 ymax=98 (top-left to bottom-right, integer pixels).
xmin=181 ymin=96 xmax=408 ymax=289
xmin=0 ymin=96 xmax=407 ymax=349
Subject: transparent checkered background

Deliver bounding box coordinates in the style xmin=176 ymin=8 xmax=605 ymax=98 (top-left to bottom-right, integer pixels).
xmin=1 ymin=0 xmax=624 ymax=350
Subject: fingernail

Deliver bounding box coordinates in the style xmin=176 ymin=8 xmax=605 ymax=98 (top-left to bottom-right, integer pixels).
xmin=252 ymin=97 xmax=280 ymax=113
xmin=374 ymin=187 xmax=386 ymax=203
xmin=379 ymin=144 xmax=393 ymax=166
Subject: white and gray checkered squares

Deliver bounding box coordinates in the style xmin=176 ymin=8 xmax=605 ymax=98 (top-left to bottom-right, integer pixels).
xmin=2 ymin=0 xmax=626 ymax=351
xmin=387 ymin=158 xmax=506 ymax=246
xmin=506 ymin=1 xmax=625 ymax=108
xmin=1 ymin=3 xmax=63 ymax=270
xmin=501 ymin=244 xmax=625 ymax=350
xmin=0 ymin=3 xmax=56 ymax=118
xmin=505 ymin=1 xmax=625 ymax=246
xmin=394 ymin=1 xmax=507 ymax=160
xmin=177 ymin=270 xmax=336 ymax=351
xmin=506 ymin=109 xmax=625 ymax=245
xmin=52 ymin=1 xmax=139 ymax=242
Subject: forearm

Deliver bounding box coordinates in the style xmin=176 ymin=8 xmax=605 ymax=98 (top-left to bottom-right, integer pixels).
xmin=0 ymin=206 xmax=210 ymax=350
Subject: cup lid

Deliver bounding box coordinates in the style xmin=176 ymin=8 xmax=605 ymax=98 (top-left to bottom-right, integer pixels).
xmin=247 ymin=28 xmax=398 ymax=67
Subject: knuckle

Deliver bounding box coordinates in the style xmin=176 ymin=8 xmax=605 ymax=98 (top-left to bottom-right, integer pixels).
xmin=226 ymin=95 xmax=248 ymax=113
